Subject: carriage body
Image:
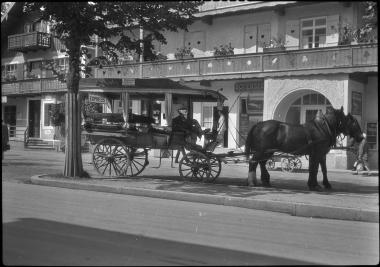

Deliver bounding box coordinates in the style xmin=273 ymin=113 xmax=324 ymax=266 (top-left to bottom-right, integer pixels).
xmin=81 ymin=78 xmax=226 ymax=179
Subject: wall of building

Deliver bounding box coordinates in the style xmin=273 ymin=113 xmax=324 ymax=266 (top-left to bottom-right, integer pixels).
xmin=364 ymin=76 xmax=378 ymax=168
xmin=160 ymin=2 xmax=356 ymax=58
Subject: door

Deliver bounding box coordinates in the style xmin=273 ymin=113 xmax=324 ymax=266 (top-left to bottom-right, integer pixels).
xmin=28 ymin=100 xmax=41 ymax=138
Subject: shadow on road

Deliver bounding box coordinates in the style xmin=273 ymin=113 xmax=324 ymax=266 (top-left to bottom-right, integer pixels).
xmin=3 ymin=218 xmax=314 ymax=266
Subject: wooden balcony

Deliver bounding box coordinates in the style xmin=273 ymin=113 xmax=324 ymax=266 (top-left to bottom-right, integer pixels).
xmin=1 ymin=78 xmax=66 ymax=96
xmin=93 ymin=44 xmax=378 ymax=81
xmin=8 ymin=31 xmax=51 ymax=52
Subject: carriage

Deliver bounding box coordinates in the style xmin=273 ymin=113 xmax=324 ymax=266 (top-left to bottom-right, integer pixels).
xmin=82 ymin=78 xmax=231 ymax=182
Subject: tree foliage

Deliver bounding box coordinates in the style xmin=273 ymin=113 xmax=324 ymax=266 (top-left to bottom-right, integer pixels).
xmin=22 ymin=1 xmax=202 ymax=178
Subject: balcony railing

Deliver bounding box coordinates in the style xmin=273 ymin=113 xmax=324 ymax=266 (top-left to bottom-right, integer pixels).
xmin=94 ymin=44 xmax=378 ymax=81
xmin=8 ymin=31 xmax=51 ymax=52
xmin=2 ymin=78 xmax=66 ymax=96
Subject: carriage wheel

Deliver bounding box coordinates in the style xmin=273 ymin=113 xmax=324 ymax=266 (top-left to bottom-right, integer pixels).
xmin=289 ymin=157 xmax=302 ymax=171
xmin=266 ymin=158 xmax=275 ymax=170
xmin=123 ymin=147 xmax=148 ymax=177
xmin=281 ymin=158 xmax=292 ymax=172
xmin=206 ymin=156 xmax=221 ymax=182
xmin=179 ymin=151 xmax=211 ymax=182
xmin=92 ymin=138 xmax=131 ymax=178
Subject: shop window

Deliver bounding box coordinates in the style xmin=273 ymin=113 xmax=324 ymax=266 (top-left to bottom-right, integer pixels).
xmin=301 ymin=17 xmax=327 ymax=49
xmin=44 ymin=103 xmax=61 ymax=126
xmin=366 ymin=122 xmax=377 ymax=149
xmin=202 ymin=105 xmax=213 ymax=128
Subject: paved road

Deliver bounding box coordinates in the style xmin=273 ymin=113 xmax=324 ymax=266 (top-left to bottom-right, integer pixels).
xmin=3 ymin=182 xmax=379 ymax=265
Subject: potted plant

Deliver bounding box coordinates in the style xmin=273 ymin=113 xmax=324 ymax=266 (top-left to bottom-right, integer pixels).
xmin=339 ymin=24 xmax=359 ymax=45
xmin=4 ymin=74 xmax=17 ymax=82
xmin=174 ymin=46 xmax=194 ymax=60
xmin=263 ymin=37 xmax=286 ymax=52
xmin=214 ymin=43 xmax=234 ymax=57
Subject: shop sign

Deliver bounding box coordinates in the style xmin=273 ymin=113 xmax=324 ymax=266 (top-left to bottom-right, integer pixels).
xmin=122 ymin=79 xmax=135 ymax=86
xmin=2 ymin=96 xmax=7 ymax=103
xmin=89 ymin=94 xmax=106 ymax=104
xmin=234 ymin=80 xmax=264 ymax=93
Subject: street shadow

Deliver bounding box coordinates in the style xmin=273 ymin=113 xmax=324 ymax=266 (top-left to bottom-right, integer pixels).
xmin=3 ymin=218 xmax=313 ymax=266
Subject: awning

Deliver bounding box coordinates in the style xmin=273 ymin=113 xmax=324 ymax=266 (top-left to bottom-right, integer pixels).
xmin=79 ymin=78 xmax=227 ymax=102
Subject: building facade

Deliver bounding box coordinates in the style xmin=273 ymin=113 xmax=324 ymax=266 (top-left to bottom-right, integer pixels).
xmin=1 ymin=1 xmax=378 ymax=169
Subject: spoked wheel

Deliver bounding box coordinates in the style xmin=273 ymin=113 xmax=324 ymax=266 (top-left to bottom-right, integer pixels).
xmin=207 ymin=155 xmax=221 ymax=182
xmin=289 ymin=157 xmax=302 ymax=171
xmin=92 ymin=138 xmax=148 ymax=178
xmin=179 ymin=151 xmax=211 ymax=182
xmin=266 ymin=158 xmax=275 ymax=170
xmin=281 ymin=158 xmax=294 ymax=173
xmin=123 ymin=147 xmax=149 ymax=177
xmin=92 ymin=138 xmax=130 ymax=177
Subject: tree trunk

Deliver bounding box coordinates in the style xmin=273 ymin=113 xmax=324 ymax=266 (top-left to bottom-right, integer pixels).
xmin=63 ymin=38 xmax=84 ymax=177
xmin=63 ymin=92 xmax=83 ymax=177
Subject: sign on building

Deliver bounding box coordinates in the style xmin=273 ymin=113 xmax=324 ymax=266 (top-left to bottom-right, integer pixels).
xmin=234 ymin=80 xmax=264 ymax=92
xmin=88 ymin=94 xmax=106 ymax=104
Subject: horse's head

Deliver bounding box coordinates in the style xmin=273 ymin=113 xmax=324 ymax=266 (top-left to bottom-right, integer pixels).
xmin=345 ymin=113 xmax=364 ymax=143
xmin=329 ymin=106 xmax=347 ymax=135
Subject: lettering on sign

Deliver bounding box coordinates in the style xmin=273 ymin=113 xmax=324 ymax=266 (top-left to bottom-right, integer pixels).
xmin=234 ymin=80 xmax=264 ymax=92
xmin=89 ymin=94 xmax=106 ymax=104
xmin=122 ymin=79 xmax=136 ymax=86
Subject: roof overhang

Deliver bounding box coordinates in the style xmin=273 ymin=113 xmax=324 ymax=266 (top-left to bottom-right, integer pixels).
xmin=79 ymin=78 xmax=227 ymax=101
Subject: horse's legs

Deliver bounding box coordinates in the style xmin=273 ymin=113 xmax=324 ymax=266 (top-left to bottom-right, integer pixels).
xmin=308 ymin=155 xmax=322 ymax=191
xmin=259 ymin=153 xmax=272 ymax=187
xmin=320 ymin=155 xmax=331 ymax=189
xmin=248 ymin=158 xmax=258 ymax=186
xmin=259 ymin=160 xmax=271 ymax=187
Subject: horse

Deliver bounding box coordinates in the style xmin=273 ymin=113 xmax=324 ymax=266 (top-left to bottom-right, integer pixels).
xmin=244 ymin=107 xmax=363 ymax=191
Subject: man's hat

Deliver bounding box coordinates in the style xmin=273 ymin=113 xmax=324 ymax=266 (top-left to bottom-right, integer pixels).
xmin=177 ymin=105 xmax=188 ymax=115
xmin=177 ymin=105 xmax=188 ymax=111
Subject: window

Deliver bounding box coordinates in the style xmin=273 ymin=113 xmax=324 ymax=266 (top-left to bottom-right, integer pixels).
xmin=54 ymin=57 xmax=69 ymax=73
xmin=202 ymin=105 xmax=213 ymax=128
xmin=2 ymin=64 xmax=17 ymax=81
xmin=44 ymin=103 xmax=56 ymax=127
xmin=366 ymin=122 xmax=377 ymax=149
xmin=301 ymin=17 xmax=326 ymax=49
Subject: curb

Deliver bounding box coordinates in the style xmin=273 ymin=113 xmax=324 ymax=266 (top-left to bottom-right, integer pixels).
xmin=30 ymin=175 xmax=379 ymax=223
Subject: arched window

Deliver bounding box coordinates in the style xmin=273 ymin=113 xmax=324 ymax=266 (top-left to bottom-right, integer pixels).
xmin=285 ymin=93 xmax=332 ymax=124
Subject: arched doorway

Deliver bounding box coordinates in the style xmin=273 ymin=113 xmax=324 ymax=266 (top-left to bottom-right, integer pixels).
xmin=285 ymin=93 xmax=333 ymax=124
xmin=273 ymin=90 xmax=332 ymax=124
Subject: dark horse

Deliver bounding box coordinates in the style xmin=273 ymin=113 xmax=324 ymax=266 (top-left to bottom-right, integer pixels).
xmin=245 ymin=107 xmax=363 ymax=191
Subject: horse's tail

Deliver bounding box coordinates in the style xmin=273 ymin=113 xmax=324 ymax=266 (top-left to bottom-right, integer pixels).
xmin=245 ymin=123 xmax=257 ymax=159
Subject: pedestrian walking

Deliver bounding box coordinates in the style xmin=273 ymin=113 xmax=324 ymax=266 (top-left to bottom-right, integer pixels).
xmin=352 ymin=133 xmax=371 ymax=175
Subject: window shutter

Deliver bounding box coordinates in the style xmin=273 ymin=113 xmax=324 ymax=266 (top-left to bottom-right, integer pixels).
xmin=326 ymin=14 xmax=340 ymax=47
xmin=285 ymin=20 xmax=300 ymax=50
xmin=257 ymin=23 xmax=271 ymax=52
xmin=16 ymin=63 xmax=24 ymax=80
xmin=244 ymin=24 xmax=258 ymax=53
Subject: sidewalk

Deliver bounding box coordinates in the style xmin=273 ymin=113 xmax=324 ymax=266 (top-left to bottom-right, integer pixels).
xmin=6 ymin=140 xmax=379 ymax=223
xmin=29 ymin=151 xmax=378 ymax=223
